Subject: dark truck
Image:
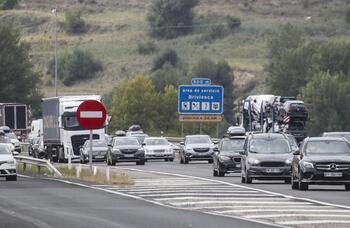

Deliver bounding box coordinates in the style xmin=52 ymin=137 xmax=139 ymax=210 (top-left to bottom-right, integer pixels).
xmin=0 ymin=103 xmax=27 ymax=140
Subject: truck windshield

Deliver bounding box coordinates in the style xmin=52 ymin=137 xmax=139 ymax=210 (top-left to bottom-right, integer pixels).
xmin=63 ymin=116 xmax=80 ymax=129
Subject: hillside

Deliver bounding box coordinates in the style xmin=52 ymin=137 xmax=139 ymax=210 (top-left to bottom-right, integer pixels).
xmin=1 ymin=0 xmax=349 ymax=97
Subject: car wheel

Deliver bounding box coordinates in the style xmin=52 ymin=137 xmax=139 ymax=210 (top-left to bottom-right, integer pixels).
xmin=169 ymin=158 xmax=174 ymax=162
xmin=184 ymin=158 xmax=189 ymax=164
xmin=164 ymin=158 xmax=168 ymax=162
xmin=111 ymin=159 xmax=116 ymax=166
xmin=180 ymin=155 xmax=184 ymax=164
xmin=241 ymin=175 xmax=245 ymax=183
xmin=213 ymin=169 xmax=218 ymax=177
xmin=218 ymin=169 xmax=225 ymax=177
xmin=245 ymin=169 xmax=252 ymax=184
xmin=345 ymin=184 xmax=350 ymax=191
xmin=284 ymin=178 xmax=291 ymax=184
xmin=136 ymin=160 xmax=145 ymax=165
xmin=208 ymin=159 xmax=213 ymax=164
xmin=6 ymin=175 xmax=17 ymax=181
xmin=299 ymin=171 xmax=308 ymax=190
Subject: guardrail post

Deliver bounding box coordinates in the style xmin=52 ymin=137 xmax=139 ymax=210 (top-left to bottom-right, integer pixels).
xmin=93 ymin=166 xmax=97 ymax=176
xmin=106 ymin=166 xmax=110 ymax=182
xmin=23 ymin=163 xmax=26 ymax=172
xmin=37 ymin=165 xmax=41 ymax=174
xmin=76 ymin=164 xmax=81 ymax=178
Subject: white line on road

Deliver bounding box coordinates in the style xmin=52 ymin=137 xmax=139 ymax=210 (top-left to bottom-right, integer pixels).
xmin=124 ymin=190 xmax=258 ymax=194
xmin=170 ymin=201 xmax=311 ymax=206
xmin=217 ymin=209 xmax=350 ymax=214
xmin=278 ymin=220 xmax=350 ymax=225
xmin=138 ymin=193 xmax=274 ymax=198
xmin=191 ymin=205 xmax=334 ymax=210
xmin=156 ymin=196 xmax=288 ymax=201
xmin=115 ymin=186 xmax=243 ymax=191
xmin=246 ymin=213 xmax=350 ymax=219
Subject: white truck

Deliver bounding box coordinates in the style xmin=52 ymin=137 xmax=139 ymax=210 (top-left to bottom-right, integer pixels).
xmin=42 ymin=95 xmax=105 ymax=162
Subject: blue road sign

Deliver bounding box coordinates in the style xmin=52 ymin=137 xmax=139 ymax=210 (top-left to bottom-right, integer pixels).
xmin=191 ymin=78 xmax=211 ymax=85
xmin=178 ymin=85 xmax=224 ymax=115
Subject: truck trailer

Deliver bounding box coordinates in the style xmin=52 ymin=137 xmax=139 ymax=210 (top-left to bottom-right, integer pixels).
xmin=42 ymin=95 xmax=105 ymax=162
xmin=0 ymin=103 xmax=27 ymax=139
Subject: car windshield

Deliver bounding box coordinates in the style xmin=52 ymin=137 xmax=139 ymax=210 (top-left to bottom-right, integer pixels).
xmin=114 ymin=138 xmax=139 ymax=146
xmin=286 ymin=135 xmax=298 ymax=148
xmin=145 ymin=138 xmax=169 ymax=146
xmin=6 ymin=132 xmax=17 ymax=139
xmin=135 ymin=135 xmax=148 ymax=144
xmin=305 ymin=141 xmax=350 ymax=155
xmin=0 ymin=136 xmax=11 ymax=144
xmin=187 ymin=136 xmax=211 ymax=144
xmin=250 ymin=138 xmax=290 ymax=154
xmin=287 ymin=122 xmax=304 ymax=130
xmin=0 ymin=145 xmax=11 ymax=154
xmin=86 ymin=140 xmax=107 ymax=147
xmin=222 ymin=139 xmax=245 ymax=151
xmin=290 ymin=103 xmax=304 ymax=108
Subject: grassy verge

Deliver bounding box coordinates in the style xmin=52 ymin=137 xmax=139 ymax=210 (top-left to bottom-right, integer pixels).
xmin=57 ymin=166 xmax=134 ymax=186
xmin=17 ymin=163 xmax=52 ymax=176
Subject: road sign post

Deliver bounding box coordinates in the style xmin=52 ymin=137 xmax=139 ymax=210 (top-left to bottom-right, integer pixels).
xmin=77 ymin=100 xmax=107 ymax=171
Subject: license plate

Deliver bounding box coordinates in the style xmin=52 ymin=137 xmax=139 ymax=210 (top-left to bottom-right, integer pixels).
xmin=124 ymin=154 xmax=134 ymax=158
xmin=95 ymin=156 xmax=104 ymax=159
xmin=324 ymin=172 xmax=342 ymax=177
xmin=266 ymin=168 xmax=281 ymax=173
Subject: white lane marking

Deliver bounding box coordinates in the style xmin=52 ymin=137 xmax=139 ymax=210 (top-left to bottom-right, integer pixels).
xmin=133 ymin=178 xmax=194 ymax=182
xmin=80 ymin=111 xmax=102 ymax=118
xmin=138 ymin=193 xmax=274 ymax=197
xmin=218 ymin=209 xmax=350 ymax=214
xmin=156 ymin=196 xmax=287 ymax=201
xmin=246 ymin=214 xmax=350 ymax=219
xmin=171 ymin=201 xmax=311 ymax=206
xmin=133 ymin=183 xmax=222 ymax=187
xmin=111 ymin=166 xmax=350 ymax=210
xmin=42 ymin=177 xmax=286 ymax=228
xmin=115 ymin=186 xmax=243 ymax=191
xmin=191 ymin=205 xmax=334 ymax=210
xmin=91 ymin=185 xmax=113 ymax=187
xmin=278 ymin=220 xmax=350 ymax=225
xmin=123 ymin=190 xmax=259 ymax=194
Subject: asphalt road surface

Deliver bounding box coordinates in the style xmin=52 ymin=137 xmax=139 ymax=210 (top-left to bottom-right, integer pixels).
xmin=102 ymin=160 xmax=350 ymax=207
xmin=0 ymin=176 xmax=274 ymax=228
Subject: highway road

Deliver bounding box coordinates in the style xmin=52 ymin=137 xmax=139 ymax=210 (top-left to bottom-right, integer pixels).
xmin=0 ymin=175 xmax=274 ymax=228
xmin=103 ymin=160 xmax=350 ymax=207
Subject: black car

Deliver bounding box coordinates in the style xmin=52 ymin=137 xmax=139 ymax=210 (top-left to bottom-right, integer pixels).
xmin=79 ymin=139 xmax=108 ymax=163
xmin=213 ymin=136 xmax=245 ymax=177
xmin=281 ymin=100 xmax=308 ymax=120
xmin=107 ymin=137 xmax=145 ymax=166
xmin=291 ymin=137 xmax=350 ymax=191
xmin=241 ymin=133 xmax=292 ymax=184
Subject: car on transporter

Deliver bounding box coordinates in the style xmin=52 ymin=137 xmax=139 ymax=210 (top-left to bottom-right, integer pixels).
xmin=291 ymin=137 xmax=350 ymax=191
xmin=179 ymin=135 xmax=215 ymax=164
xmin=240 ymin=133 xmax=293 ymax=184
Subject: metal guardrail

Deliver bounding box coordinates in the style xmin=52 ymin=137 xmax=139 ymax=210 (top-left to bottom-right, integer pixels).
xmin=14 ymin=156 xmax=62 ymax=177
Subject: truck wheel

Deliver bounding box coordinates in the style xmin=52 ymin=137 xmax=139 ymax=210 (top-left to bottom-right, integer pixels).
xmin=345 ymin=184 xmax=350 ymax=191
xmin=6 ymin=175 xmax=17 ymax=181
xmin=58 ymin=148 xmax=65 ymax=163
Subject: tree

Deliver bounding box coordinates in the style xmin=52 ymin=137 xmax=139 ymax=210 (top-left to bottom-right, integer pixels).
xmin=346 ymin=8 xmax=350 ymax=25
xmin=159 ymin=85 xmax=179 ymax=132
xmin=109 ymin=75 xmax=160 ymax=132
xmin=47 ymin=48 xmax=102 ymax=86
xmin=191 ymin=58 xmax=235 ymax=123
xmin=0 ymin=0 xmax=18 ymax=10
xmin=0 ymin=25 xmax=42 ymax=115
xmin=147 ymin=0 xmax=199 ymax=39
xmin=300 ymin=72 xmax=350 ymax=135
xmin=151 ymin=63 xmax=183 ymax=93
xmin=64 ymin=10 xmax=86 ymax=34
xmin=152 ymin=49 xmax=178 ymax=71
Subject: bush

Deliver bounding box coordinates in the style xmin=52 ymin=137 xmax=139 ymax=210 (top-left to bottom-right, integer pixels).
xmin=64 ymin=10 xmax=86 ymax=34
xmin=137 ymin=40 xmax=156 ymax=55
xmin=227 ymin=16 xmax=241 ymax=31
xmin=152 ymin=49 xmax=178 ymax=71
xmin=0 ymin=0 xmax=18 ymax=10
xmin=201 ymin=24 xmax=227 ymax=43
xmin=47 ymin=49 xmax=102 ymax=86
xmin=346 ymin=8 xmax=350 ymax=25
xmin=147 ymin=0 xmax=199 ymax=39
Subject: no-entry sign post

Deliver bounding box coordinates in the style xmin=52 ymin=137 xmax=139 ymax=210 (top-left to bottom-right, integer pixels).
xmin=77 ymin=100 xmax=107 ymax=170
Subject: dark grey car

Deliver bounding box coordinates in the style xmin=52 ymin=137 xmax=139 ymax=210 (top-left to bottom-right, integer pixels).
xmin=241 ymin=133 xmax=292 ymax=184
xmin=107 ymin=137 xmax=145 ymax=166
xmin=80 ymin=139 xmax=108 ymax=163
xmin=291 ymin=137 xmax=350 ymax=191
xmin=213 ymin=136 xmax=245 ymax=177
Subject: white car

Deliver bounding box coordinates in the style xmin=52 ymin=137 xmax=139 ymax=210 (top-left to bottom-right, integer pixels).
xmin=0 ymin=144 xmax=17 ymax=181
xmin=143 ymin=137 xmax=174 ymax=161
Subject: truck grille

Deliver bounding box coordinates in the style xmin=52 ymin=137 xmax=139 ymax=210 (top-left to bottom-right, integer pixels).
xmin=71 ymin=134 xmax=99 ymax=155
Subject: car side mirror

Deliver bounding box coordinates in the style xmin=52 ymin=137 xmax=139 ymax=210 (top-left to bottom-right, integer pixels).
xmin=180 ymin=142 xmax=185 ymax=146
xmin=142 ymin=143 xmax=146 ymax=146
xmin=293 ymin=150 xmax=300 ymax=155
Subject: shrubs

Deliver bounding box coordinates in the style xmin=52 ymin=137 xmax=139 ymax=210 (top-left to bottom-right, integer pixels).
xmin=0 ymin=0 xmax=18 ymax=10
xmin=152 ymin=49 xmax=178 ymax=71
xmin=137 ymin=40 xmax=156 ymax=55
xmin=346 ymin=8 xmax=350 ymax=26
xmin=227 ymin=16 xmax=241 ymax=31
xmin=47 ymin=49 xmax=102 ymax=86
xmin=64 ymin=10 xmax=86 ymax=34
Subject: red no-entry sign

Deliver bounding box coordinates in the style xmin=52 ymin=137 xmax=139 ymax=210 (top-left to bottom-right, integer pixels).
xmin=77 ymin=100 xmax=107 ymax=130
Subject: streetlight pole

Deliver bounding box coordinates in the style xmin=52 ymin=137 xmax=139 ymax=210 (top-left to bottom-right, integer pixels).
xmin=52 ymin=8 xmax=58 ymax=96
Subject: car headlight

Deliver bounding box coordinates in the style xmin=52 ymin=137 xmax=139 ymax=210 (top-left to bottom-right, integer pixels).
xmin=7 ymin=159 xmax=15 ymax=165
xmin=137 ymin=149 xmax=144 ymax=153
xmin=300 ymin=161 xmax=314 ymax=169
xmin=248 ymin=158 xmax=260 ymax=165
xmin=83 ymin=150 xmax=89 ymax=155
xmin=186 ymin=148 xmax=193 ymax=152
xmin=112 ymin=149 xmax=121 ymax=154
xmin=219 ymin=155 xmax=231 ymax=161
xmin=285 ymin=159 xmax=292 ymax=165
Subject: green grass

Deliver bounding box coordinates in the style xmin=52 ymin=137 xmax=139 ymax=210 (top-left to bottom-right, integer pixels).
xmin=17 ymin=163 xmax=52 ymax=176
xmin=2 ymin=0 xmax=349 ymax=96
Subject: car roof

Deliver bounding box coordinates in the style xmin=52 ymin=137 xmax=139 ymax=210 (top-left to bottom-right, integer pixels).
xmin=223 ymin=136 xmax=246 ymax=140
xmin=250 ymin=133 xmax=286 ymax=139
xmin=306 ymin=137 xmax=348 ymax=142
xmin=323 ymin=132 xmax=350 ymax=136
xmin=145 ymin=137 xmax=167 ymax=140
xmin=186 ymin=135 xmax=210 ymax=138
